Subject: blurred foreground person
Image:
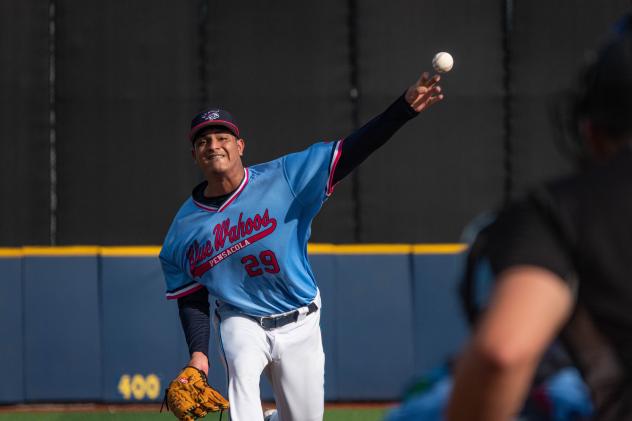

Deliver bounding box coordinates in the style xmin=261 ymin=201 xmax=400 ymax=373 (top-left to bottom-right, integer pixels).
xmin=447 ymin=16 xmax=632 ymax=421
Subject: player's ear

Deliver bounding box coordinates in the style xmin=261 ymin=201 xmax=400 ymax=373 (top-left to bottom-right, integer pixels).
xmin=237 ymin=138 xmax=245 ymax=156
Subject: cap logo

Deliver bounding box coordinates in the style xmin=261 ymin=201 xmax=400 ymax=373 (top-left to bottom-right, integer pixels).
xmin=202 ymin=111 xmax=220 ymax=121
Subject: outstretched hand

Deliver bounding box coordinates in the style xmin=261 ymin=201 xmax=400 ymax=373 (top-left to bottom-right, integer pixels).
xmin=404 ymin=72 xmax=444 ymax=113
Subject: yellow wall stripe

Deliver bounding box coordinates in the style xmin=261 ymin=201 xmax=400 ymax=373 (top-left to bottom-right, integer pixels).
xmin=0 ymin=244 xmax=467 ymax=257
xmin=21 ymin=246 xmax=100 ymax=256
xmin=100 ymin=246 xmax=162 ymax=257
xmin=0 ymin=248 xmax=23 ymax=257
xmin=412 ymin=244 xmax=467 ymax=254
xmin=308 ymin=244 xmax=414 ymax=254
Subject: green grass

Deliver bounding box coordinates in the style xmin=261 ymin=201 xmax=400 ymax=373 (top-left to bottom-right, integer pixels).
xmin=325 ymin=408 xmax=387 ymax=421
xmin=0 ymin=408 xmax=388 ymax=421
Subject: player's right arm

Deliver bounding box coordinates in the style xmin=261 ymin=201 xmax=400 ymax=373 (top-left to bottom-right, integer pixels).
xmin=281 ymin=73 xmax=443 ymax=208
xmin=331 ymin=72 xmax=443 ymax=185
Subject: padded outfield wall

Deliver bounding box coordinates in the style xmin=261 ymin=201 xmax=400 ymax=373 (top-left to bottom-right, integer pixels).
xmin=4 ymin=1 xmax=628 ymax=247
xmin=0 ymin=246 xmax=467 ymax=403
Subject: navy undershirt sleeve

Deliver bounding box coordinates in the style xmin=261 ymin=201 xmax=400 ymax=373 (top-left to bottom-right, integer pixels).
xmin=178 ymin=287 xmax=210 ymax=357
xmin=332 ymin=94 xmax=418 ymax=184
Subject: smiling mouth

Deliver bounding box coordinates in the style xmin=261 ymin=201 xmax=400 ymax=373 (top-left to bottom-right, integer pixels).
xmin=205 ymin=154 xmax=225 ymax=160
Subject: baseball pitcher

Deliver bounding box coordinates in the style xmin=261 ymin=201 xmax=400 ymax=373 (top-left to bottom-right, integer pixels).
xmin=159 ymin=71 xmax=444 ymax=421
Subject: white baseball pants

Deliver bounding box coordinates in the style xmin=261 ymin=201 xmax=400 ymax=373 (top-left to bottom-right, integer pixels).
xmin=215 ymin=295 xmax=325 ymax=421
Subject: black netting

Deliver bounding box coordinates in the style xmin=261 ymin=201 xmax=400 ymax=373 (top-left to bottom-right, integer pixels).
xmin=0 ymin=2 xmax=50 ymax=246
xmin=55 ymin=0 xmax=200 ymax=244
xmin=355 ymin=0 xmax=505 ymax=242
xmin=510 ymin=0 xmax=630 ymax=197
xmin=5 ymin=0 xmax=632 ymax=245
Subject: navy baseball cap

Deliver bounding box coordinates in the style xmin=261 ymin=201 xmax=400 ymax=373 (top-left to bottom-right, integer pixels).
xmin=189 ymin=108 xmax=240 ymax=141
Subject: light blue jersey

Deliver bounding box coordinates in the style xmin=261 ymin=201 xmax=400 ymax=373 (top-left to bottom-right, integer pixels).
xmin=160 ymin=141 xmax=342 ymax=316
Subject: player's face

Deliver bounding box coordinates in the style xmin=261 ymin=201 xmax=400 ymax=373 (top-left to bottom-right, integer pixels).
xmin=192 ymin=127 xmax=245 ymax=176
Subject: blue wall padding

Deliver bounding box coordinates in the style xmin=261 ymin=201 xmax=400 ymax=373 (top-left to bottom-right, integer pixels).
xmin=22 ymin=256 xmax=101 ymax=401
xmin=310 ymin=255 xmax=339 ymax=400
xmin=412 ymin=254 xmax=469 ymax=374
xmin=333 ymin=254 xmax=416 ymax=400
xmin=0 ymin=258 xmax=24 ymax=403
xmin=0 ymin=251 xmax=470 ymax=403
xmin=100 ymin=257 xmax=190 ymax=402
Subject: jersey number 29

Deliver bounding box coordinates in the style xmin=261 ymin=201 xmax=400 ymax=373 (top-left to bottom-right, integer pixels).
xmin=241 ymin=250 xmax=280 ymax=277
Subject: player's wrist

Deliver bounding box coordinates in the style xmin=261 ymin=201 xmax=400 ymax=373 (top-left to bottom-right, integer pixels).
xmin=188 ymin=351 xmax=209 ymax=376
xmin=398 ymin=91 xmax=421 ymax=118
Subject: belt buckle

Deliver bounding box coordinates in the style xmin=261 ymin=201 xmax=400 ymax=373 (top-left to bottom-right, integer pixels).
xmin=258 ymin=307 xmax=309 ymax=330
xmin=296 ymin=306 xmax=309 ymax=322
xmin=260 ymin=315 xmax=279 ymax=330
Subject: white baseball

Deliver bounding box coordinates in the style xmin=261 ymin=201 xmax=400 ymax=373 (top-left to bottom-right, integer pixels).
xmin=432 ymin=52 xmax=454 ymax=73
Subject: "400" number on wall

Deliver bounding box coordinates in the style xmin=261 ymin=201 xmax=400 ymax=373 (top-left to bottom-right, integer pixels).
xmin=118 ymin=374 xmax=161 ymax=400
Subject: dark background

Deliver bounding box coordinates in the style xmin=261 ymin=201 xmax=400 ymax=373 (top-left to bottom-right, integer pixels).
xmin=1 ymin=0 xmax=630 ymax=246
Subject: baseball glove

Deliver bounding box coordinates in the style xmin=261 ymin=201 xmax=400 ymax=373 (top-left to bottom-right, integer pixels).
xmin=163 ymin=366 xmax=229 ymax=420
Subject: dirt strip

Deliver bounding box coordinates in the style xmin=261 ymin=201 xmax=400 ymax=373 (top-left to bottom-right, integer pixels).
xmin=0 ymin=401 xmax=398 ymax=413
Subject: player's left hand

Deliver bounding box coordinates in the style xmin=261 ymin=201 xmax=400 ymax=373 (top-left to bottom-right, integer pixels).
xmin=404 ymin=72 xmax=444 ymax=113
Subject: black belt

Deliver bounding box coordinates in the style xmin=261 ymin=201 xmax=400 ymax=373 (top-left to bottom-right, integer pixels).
xmin=252 ymin=302 xmax=319 ymax=330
